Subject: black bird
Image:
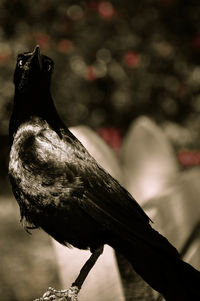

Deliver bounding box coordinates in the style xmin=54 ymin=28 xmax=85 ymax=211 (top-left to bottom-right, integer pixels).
xmin=9 ymin=46 xmax=200 ymax=301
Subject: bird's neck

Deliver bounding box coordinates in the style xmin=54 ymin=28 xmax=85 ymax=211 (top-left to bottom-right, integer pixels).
xmin=9 ymin=89 xmax=65 ymax=145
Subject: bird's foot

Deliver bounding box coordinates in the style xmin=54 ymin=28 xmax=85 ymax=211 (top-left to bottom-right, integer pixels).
xmin=34 ymin=286 xmax=79 ymax=301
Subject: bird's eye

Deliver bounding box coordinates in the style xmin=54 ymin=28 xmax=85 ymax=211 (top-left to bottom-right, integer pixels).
xmin=47 ymin=63 xmax=52 ymax=72
xmin=18 ymin=59 xmax=24 ymax=67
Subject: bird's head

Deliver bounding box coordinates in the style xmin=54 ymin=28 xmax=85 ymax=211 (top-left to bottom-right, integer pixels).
xmin=14 ymin=45 xmax=54 ymax=95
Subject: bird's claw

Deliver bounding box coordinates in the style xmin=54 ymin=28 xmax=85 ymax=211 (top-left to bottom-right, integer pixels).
xmin=34 ymin=286 xmax=79 ymax=301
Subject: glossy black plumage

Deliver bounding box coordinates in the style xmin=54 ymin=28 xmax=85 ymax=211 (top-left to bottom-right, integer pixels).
xmin=9 ymin=46 xmax=200 ymax=301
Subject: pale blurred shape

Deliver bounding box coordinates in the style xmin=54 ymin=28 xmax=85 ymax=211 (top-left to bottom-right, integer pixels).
xmin=143 ymin=168 xmax=200 ymax=266
xmin=189 ymin=66 xmax=200 ymax=87
xmin=111 ymin=89 xmax=131 ymax=109
xmin=152 ymin=41 xmax=174 ymax=57
xmin=184 ymin=239 xmax=200 ymax=269
xmin=108 ymin=61 xmax=127 ymax=81
xmin=70 ymin=125 xmax=122 ymax=182
xmin=52 ymin=125 xmax=124 ymax=301
xmin=121 ymin=116 xmax=179 ymax=204
xmin=0 ymin=41 xmax=12 ymax=56
xmin=93 ymin=60 xmax=107 ymax=78
xmin=163 ymin=121 xmax=196 ymax=146
xmin=96 ymin=48 xmax=112 ymax=63
xmin=67 ymin=5 xmax=84 ymax=20
xmin=70 ymin=55 xmax=87 ymax=76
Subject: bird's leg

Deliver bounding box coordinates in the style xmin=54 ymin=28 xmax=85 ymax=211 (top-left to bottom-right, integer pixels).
xmin=34 ymin=246 xmax=104 ymax=301
xmin=72 ymin=245 xmax=104 ymax=289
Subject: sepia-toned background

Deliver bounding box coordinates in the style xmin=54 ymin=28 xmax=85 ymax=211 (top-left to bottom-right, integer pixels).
xmin=0 ymin=1 xmax=200 ymax=300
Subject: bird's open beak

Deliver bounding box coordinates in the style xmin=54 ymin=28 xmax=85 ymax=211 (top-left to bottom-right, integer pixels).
xmin=31 ymin=45 xmax=42 ymax=70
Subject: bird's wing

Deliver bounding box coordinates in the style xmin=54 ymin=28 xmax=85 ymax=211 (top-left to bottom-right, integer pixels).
xmin=77 ymin=164 xmax=179 ymax=256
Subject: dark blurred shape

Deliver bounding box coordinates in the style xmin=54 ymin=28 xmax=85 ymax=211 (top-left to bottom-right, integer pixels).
xmin=0 ymin=0 xmax=200 ymax=149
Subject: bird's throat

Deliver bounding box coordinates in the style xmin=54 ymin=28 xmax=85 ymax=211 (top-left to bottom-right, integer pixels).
xmin=9 ymin=91 xmax=62 ymax=142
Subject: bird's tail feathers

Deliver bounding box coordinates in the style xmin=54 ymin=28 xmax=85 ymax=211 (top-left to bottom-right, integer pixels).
xmin=108 ymin=229 xmax=200 ymax=301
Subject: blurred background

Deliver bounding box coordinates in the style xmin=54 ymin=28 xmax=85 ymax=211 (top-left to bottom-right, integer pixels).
xmin=0 ymin=0 xmax=200 ymax=300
